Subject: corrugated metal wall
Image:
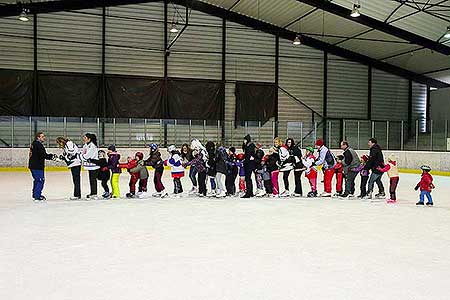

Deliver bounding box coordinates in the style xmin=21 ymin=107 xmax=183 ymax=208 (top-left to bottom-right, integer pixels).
xmin=168 ymin=6 xmax=222 ymax=79
xmin=0 ymin=16 xmax=34 ymax=70
xmin=412 ymin=82 xmax=427 ymax=132
xmin=37 ymin=9 xmax=103 ymax=73
xmin=371 ymin=68 xmax=409 ymax=121
xmin=327 ymin=55 xmax=369 ymax=119
xmin=106 ymin=3 xmax=164 ymax=77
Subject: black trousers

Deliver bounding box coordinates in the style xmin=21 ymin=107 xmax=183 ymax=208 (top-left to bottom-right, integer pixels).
xmin=88 ymin=169 xmax=99 ymax=196
xmin=345 ymin=171 xmax=358 ymax=195
xmin=101 ymin=179 xmax=109 ymax=193
xmin=294 ymin=170 xmax=303 ymax=195
xmin=198 ymin=171 xmax=207 ymax=196
xmin=283 ymin=170 xmax=290 ymax=191
xmin=226 ymin=167 xmax=238 ymax=195
xmin=360 ymin=175 xmax=369 ymax=197
xmin=244 ymin=169 xmax=254 ymax=196
xmin=173 ymin=178 xmax=183 ymax=194
xmin=70 ymin=165 xmax=81 ymax=198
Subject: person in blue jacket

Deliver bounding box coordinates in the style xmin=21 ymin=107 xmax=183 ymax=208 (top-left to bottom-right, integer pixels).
xmin=28 ymin=132 xmax=56 ymax=201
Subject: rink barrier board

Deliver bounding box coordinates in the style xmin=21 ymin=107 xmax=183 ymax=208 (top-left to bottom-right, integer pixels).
xmin=1 ymin=166 xmax=449 ymax=177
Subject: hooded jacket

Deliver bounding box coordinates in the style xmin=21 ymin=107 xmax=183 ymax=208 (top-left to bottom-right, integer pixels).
xmin=364 ymin=143 xmax=384 ymax=174
xmin=242 ymin=134 xmax=256 ymax=170
xmin=60 ymin=140 xmax=81 ymax=169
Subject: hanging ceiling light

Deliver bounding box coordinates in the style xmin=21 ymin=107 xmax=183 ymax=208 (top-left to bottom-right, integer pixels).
xmin=444 ymin=26 xmax=450 ymax=39
xmin=169 ymin=22 xmax=179 ymax=33
xmin=293 ymin=35 xmax=301 ymax=46
xmin=350 ymin=3 xmax=361 ymax=18
xmin=18 ymin=8 xmax=30 ymax=22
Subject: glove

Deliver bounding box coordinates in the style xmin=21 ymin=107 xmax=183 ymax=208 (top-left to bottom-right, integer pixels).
xmin=59 ymin=155 xmax=64 ymax=160
xmin=414 ymin=185 xmax=419 ymax=191
xmin=52 ymin=154 xmax=58 ymax=161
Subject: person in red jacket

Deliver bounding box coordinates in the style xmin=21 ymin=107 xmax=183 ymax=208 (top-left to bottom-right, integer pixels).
xmin=119 ymin=155 xmax=139 ymax=198
xmin=334 ymin=155 xmax=344 ymax=197
xmin=415 ymin=165 xmax=435 ymax=206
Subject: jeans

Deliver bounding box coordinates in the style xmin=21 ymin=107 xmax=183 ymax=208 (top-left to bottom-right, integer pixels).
xmin=419 ymin=190 xmax=433 ymax=204
xmin=30 ymin=169 xmax=45 ymax=199
xmin=189 ymin=166 xmax=198 ymax=187
xmin=344 ymin=170 xmax=358 ymax=195
xmin=70 ymin=165 xmax=81 ymax=198
xmin=367 ymin=172 xmax=384 ymax=195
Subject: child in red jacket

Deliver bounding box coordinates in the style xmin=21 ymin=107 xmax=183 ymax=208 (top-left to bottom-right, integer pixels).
xmin=334 ymin=155 xmax=344 ymax=197
xmin=415 ymin=165 xmax=435 ymax=206
xmin=119 ymin=155 xmax=139 ymax=198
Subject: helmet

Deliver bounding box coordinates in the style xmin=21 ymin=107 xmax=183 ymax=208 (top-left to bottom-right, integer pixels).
xmin=305 ymin=146 xmax=314 ymax=153
xmin=135 ymin=152 xmax=144 ymax=160
xmin=148 ymin=143 xmax=158 ymax=151
xmin=420 ymin=165 xmax=431 ymax=172
xmin=236 ymin=153 xmax=245 ymax=160
xmin=168 ymin=145 xmax=176 ymax=153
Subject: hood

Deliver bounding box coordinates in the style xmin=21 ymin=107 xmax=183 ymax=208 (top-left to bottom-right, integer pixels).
xmin=244 ymin=134 xmax=251 ymax=143
xmin=191 ymin=139 xmax=205 ymax=151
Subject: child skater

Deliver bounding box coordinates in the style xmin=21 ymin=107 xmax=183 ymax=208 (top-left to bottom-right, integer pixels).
xmin=261 ymin=155 xmax=273 ymax=196
xmin=235 ymin=153 xmax=246 ymax=197
xmin=254 ymin=143 xmax=266 ymax=197
xmin=266 ymin=147 xmax=280 ymax=197
xmin=303 ymin=146 xmax=318 ymax=198
xmin=377 ymin=154 xmax=399 ymax=204
xmin=131 ymin=152 xmax=149 ymax=198
xmin=225 ymin=147 xmax=238 ymax=196
xmin=215 ymin=146 xmax=228 ymax=198
xmin=107 ymin=145 xmax=121 ymax=198
xmin=189 ymin=139 xmax=208 ymax=197
xmin=96 ymin=150 xmax=111 ymax=199
xmin=353 ymin=155 xmax=369 ymax=198
xmin=334 ymin=155 xmax=344 ymax=197
xmin=118 ymin=154 xmax=139 ymax=198
xmin=145 ymin=143 xmax=168 ymax=198
xmin=165 ymin=145 xmax=185 ymax=196
xmin=415 ymin=165 xmax=435 ymax=206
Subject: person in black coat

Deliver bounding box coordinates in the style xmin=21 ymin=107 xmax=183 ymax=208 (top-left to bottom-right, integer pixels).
xmin=241 ymin=134 xmax=256 ymax=198
xmin=364 ymin=138 xmax=385 ymax=199
xmin=28 ymin=132 xmax=56 ymax=201
xmin=205 ymin=141 xmax=217 ymax=196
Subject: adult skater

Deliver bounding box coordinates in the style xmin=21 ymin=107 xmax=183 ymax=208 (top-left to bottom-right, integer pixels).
xmin=28 ymin=132 xmax=56 ymax=201
xmin=241 ymin=134 xmax=256 ymax=198
xmin=80 ymin=133 xmax=100 ymax=199
xmin=340 ymin=141 xmax=360 ymax=198
xmin=56 ymin=137 xmax=82 ymax=200
xmin=363 ymin=138 xmax=385 ymax=200
xmin=314 ymin=139 xmax=336 ymax=197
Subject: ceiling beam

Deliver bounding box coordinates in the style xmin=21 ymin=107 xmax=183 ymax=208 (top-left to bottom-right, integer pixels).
xmin=293 ymin=0 xmax=450 ymax=56
xmin=0 ymin=0 xmax=448 ymax=88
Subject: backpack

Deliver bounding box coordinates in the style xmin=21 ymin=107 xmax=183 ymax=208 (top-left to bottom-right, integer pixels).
xmin=325 ymin=149 xmax=336 ymax=166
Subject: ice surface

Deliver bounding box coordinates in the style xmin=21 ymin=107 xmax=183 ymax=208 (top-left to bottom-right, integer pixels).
xmin=1 ymin=170 xmax=450 ymax=300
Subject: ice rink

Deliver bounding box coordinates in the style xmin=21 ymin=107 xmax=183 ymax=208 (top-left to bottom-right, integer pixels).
xmin=1 ymin=170 xmax=450 ymax=300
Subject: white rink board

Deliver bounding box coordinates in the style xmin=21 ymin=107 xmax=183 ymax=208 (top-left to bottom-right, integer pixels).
xmin=1 ymin=171 xmax=450 ymax=300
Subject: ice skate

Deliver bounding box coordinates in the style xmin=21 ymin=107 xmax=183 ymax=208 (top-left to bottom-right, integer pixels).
xmin=102 ymin=192 xmax=111 ymax=199
xmin=125 ymin=193 xmax=135 ymax=199
xmin=375 ymin=192 xmax=386 ymax=199
xmin=426 ymin=202 xmax=433 ymax=206
xmin=137 ymin=192 xmax=148 ymax=199
xmin=416 ymin=201 xmax=424 ymax=205
xmin=152 ymin=191 xmax=161 ymax=197
xmin=207 ymin=191 xmax=216 ymax=197
xmin=320 ymin=192 xmax=332 ymax=197
xmin=279 ymin=190 xmax=290 ymax=197
xmin=216 ymin=191 xmax=226 ymax=198
xmin=160 ymin=190 xmax=168 ymax=198
xmin=386 ymin=199 xmax=397 ymax=204
xmin=33 ymin=196 xmax=46 ymax=202
xmin=333 ymin=192 xmax=342 ymax=198
xmin=293 ymin=193 xmax=302 ymax=197
xmin=188 ymin=187 xmax=198 ymax=195
xmin=269 ymin=194 xmax=278 ymax=198
xmin=362 ymin=193 xmax=372 ymax=200
xmin=255 ymin=189 xmax=266 ymax=197
xmin=69 ymin=196 xmax=81 ymax=201
xmin=307 ymin=191 xmax=317 ymax=198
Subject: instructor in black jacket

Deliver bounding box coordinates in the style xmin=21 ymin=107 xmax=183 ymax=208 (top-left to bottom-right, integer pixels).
xmin=364 ymin=138 xmax=385 ymax=199
xmin=28 ymin=132 xmax=55 ymax=201
xmin=241 ymin=134 xmax=256 ymax=198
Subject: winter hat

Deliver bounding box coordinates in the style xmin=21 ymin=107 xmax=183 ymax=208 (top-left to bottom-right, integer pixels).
xmin=361 ymin=155 xmax=369 ymax=162
xmin=388 ymin=154 xmax=397 ymax=162
xmin=306 ymin=146 xmax=314 ymax=153
xmin=236 ymin=153 xmax=245 ymax=161
xmin=420 ymin=165 xmax=431 ymax=172
xmin=107 ymin=145 xmax=116 ymax=152
xmin=167 ymin=145 xmax=176 ymax=153
xmin=315 ymin=139 xmax=324 ymax=147
xmin=135 ymin=152 xmax=144 ymax=160
xmin=149 ymin=143 xmax=158 ymax=151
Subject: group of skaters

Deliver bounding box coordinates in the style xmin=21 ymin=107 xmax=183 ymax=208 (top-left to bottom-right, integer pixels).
xmin=28 ymin=131 xmax=435 ymax=206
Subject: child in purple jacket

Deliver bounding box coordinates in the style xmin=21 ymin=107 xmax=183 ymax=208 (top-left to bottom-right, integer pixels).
xmin=107 ymin=145 xmax=121 ymax=198
xmin=352 ymin=155 xmax=369 ymax=198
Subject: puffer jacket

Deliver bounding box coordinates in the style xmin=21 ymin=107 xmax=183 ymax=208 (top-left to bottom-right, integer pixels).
xmin=145 ymin=150 xmax=164 ymax=171
xmin=60 ymin=140 xmax=81 ymax=168
xmin=130 ymin=159 xmax=149 ymax=180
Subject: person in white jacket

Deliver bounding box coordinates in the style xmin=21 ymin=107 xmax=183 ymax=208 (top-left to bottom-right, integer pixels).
xmin=56 ymin=137 xmax=82 ymax=200
xmin=80 ymin=133 xmax=100 ymax=199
